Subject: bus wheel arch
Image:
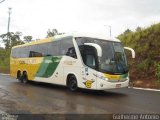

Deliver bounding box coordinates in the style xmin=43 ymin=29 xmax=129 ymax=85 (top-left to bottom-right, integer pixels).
xmin=66 ymin=74 xmax=78 ymax=91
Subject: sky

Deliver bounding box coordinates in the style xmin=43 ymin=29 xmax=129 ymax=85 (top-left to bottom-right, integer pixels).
xmin=0 ymin=0 xmax=160 ymax=41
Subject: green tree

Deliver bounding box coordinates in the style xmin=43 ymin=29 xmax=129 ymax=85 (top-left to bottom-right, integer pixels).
xmin=24 ymin=36 xmax=33 ymax=43
xmin=46 ymin=29 xmax=58 ymax=38
xmin=0 ymin=32 xmax=24 ymax=49
xmin=124 ymin=29 xmax=132 ymax=34
xmin=136 ymin=26 xmax=142 ymax=32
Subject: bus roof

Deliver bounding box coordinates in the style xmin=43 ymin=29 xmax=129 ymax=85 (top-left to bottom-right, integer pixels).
xmin=12 ymin=32 xmax=120 ymax=49
xmin=71 ymin=32 xmax=120 ymax=42
xmin=12 ymin=37 xmax=54 ymax=48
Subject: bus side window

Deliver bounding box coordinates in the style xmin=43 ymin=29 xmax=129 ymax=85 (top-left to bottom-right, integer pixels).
xmin=66 ymin=47 xmax=77 ymax=59
xmin=12 ymin=47 xmax=28 ymax=58
xmin=29 ymin=51 xmax=42 ymax=57
xmin=60 ymin=36 xmax=77 ymax=59
xmin=29 ymin=45 xmax=43 ymax=57
xmin=20 ymin=47 xmax=29 ymax=58
xmin=79 ymin=45 xmax=98 ymax=70
xmin=47 ymin=41 xmax=60 ymax=56
xmin=11 ymin=48 xmax=17 ymax=58
xmin=86 ymin=54 xmax=96 ymax=68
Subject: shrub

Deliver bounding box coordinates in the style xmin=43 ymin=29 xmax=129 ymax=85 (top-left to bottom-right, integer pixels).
xmin=155 ymin=63 xmax=160 ymax=81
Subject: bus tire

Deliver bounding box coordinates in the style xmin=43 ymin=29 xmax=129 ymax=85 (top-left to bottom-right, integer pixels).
xmin=17 ymin=71 xmax=23 ymax=83
xmin=67 ymin=75 xmax=78 ymax=92
xmin=22 ymin=72 xmax=28 ymax=84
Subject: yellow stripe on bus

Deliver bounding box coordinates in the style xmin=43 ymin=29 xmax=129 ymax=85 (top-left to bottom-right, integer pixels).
xmin=10 ymin=57 xmax=44 ymax=80
xmin=104 ymin=73 xmax=120 ymax=80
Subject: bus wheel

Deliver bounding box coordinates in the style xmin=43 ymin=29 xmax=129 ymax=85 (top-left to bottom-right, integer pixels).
xmin=68 ymin=75 xmax=78 ymax=92
xmin=17 ymin=71 xmax=23 ymax=83
xmin=22 ymin=72 xmax=28 ymax=84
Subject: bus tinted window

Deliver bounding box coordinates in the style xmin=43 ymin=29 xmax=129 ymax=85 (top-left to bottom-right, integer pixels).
xmin=11 ymin=36 xmax=76 ymax=58
xmin=12 ymin=47 xmax=29 ymax=58
xmin=29 ymin=41 xmax=60 ymax=57
xmin=48 ymin=41 xmax=60 ymax=56
xmin=11 ymin=48 xmax=16 ymax=58
xmin=21 ymin=47 xmax=29 ymax=58
xmin=29 ymin=45 xmax=40 ymax=57
xmin=60 ymin=36 xmax=77 ymax=58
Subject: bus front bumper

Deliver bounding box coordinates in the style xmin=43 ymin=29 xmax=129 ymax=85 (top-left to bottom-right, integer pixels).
xmin=96 ymin=79 xmax=129 ymax=90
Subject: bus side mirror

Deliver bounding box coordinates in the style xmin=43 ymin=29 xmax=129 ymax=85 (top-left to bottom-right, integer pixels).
xmin=84 ymin=43 xmax=102 ymax=57
xmin=124 ymin=47 xmax=135 ymax=58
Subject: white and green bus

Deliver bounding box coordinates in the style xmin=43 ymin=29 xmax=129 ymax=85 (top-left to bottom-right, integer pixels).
xmin=10 ymin=32 xmax=135 ymax=91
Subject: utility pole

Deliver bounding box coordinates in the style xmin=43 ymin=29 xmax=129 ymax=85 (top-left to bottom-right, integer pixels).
xmin=104 ymin=25 xmax=112 ymax=37
xmin=0 ymin=0 xmax=5 ymax=4
xmin=7 ymin=7 xmax=12 ymax=34
xmin=7 ymin=7 xmax=11 ymax=48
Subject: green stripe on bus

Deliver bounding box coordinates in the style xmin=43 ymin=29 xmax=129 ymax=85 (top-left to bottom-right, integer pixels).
xmin=120 ymin=73 xmax=128 ymax=78
xmin=36 ymin=56 xmax=62 ymax=78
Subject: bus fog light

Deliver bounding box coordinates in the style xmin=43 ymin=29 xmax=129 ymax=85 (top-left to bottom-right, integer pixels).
xmin=100 ymin=84 xmax=103 ymax=87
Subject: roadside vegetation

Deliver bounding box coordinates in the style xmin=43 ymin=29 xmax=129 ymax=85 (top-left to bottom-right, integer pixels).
xmin=0 ymin=32 xmax=24 ymax=73
xmin=0 ymin=48 xmax=10 ymax=73
xmin=118 ymin=23 xmax=160 ymax=88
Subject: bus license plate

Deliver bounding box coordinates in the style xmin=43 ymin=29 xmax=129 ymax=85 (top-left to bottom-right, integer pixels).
xmin=116 ymin=84 xmax=121 ymax=88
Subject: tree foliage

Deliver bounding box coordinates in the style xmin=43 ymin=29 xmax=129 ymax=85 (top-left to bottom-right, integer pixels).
xmin=0 ymin=32 xmax=24 ymax=49
xmin=46 ymin=29 xmax=65 ymax=38
xmin=24 ymin=36 xmax=33 ymax=43
xmin=0 ymin=48 xmax=10 ymax=67
xmin=0 ymin=31 xmax=25 ymax=69
xmin=46 ymin=29 xmax=58 ymax=38
xmin=118 ymin=23 xmax=160 ymax=79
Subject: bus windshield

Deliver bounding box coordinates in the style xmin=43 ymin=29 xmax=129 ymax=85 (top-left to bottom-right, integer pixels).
xmin=76 ymin=37 xmax=128 ymax=74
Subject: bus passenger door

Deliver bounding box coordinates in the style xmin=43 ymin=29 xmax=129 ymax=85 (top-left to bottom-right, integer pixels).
xmin=80 ymin=46 xmax=98 ymax=89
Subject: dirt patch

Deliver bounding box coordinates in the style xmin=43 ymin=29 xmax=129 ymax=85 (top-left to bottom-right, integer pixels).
xmin=129 ymin=68 xmax=160 ymax=89
xmin=132 ymin=78 xmax=160 ymax=89
xmin=0 ymin=67 xmax=10 ymax=74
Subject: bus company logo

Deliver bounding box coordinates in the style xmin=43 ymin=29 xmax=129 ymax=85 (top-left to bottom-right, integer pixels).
xmin=19 ymin=60 xmax=25 ymax=64
xmin=19 ymin=59 xmax=36 ymax=64
xmin=83 ymin=80 xmax=94 ymax=88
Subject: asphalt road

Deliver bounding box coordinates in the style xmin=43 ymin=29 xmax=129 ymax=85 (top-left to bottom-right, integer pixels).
xmin=0 ymin=73 xmax=160 ymax=115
